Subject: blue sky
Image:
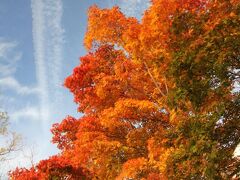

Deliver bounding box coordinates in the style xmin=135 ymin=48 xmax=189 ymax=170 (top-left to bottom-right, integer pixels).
xmin=0 ymin=0 xmax=150 ymax=174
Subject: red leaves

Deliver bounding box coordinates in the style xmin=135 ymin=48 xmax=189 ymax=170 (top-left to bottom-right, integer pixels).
xmin=65 ymin=45 xmax=150 ymax=114
xmin=51 ymin=116 xmax=80 ymax=150
xmin=10 ymin=0 xmax=240 ymax=179
xmin=65 ymin=45 xmax=118 ymax=113
xmin=9 ymin=167 xmax=39 ymax=180
xmin=9 ymin=156 xmax=87 ymax=180
xmin=36 ymin=156 xmax=86 ymax=179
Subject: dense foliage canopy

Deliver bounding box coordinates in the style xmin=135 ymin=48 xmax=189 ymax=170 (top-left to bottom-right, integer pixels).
xmin=10 ymin=0 xmax=240 ymax=179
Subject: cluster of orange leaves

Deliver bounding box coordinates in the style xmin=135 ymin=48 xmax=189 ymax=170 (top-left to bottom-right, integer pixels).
xmin=10 ymin=0 xmax=240 ymax=179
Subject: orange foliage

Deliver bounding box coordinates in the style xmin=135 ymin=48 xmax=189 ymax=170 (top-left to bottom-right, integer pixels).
xmin=10 ymin=0 xmax=240 ymax=179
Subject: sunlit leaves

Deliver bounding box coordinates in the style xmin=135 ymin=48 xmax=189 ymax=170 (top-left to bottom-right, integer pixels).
xmin=10 ymin=0 xmax=240 ymax=179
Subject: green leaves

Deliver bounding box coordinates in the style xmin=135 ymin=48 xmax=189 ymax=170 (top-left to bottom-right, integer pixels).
xmin=10 ymin=1 xmax=240 ymax=179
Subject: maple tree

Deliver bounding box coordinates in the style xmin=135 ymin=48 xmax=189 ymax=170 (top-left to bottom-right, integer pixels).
xmin=10 ymin=0 xmax=240 ymax=179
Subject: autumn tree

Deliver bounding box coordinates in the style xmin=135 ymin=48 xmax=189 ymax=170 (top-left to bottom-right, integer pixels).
xmin=10 ymin=0 xmax=240 ymax=179
xmin=0 ymin=111 xmax=21 ymax=162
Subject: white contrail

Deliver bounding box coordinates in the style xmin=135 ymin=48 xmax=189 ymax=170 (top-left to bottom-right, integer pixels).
xmin=44 ymin=0 xmax=64 ymax=101
xmin=31 ymin=0 xmax=64 ymax=122
xmin=31 ymin=0 xmax=49 ymax=122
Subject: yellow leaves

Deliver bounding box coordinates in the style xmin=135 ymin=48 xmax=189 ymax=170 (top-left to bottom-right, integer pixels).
xmin=105 ymin=98 xmax=156 ymax=116
xmin=84 ymin=3 xmax=174 ymax=113
xmin=229 ymin=12 xmax=236 ymax=17
xmin=76 ymin=132 xmax=107 ymax=145
xmin=116 ymin=158 xmax=148 ymax=180
xmin=140 ymin=0 xmax=177 ymax=47
xmin=100 ymin=98 xmax=157 ymax=129
xmin=94 ymin=140 xmax=122 ymax=153
xmin=12 ymin=0 xmax=240 ymax=179
xmin=169 ymin=109 xmax=177 ymax=123
xmin=85 ymin=6 xmax=124 ymax=49
xmin=85 ymin=5 xmax=140 ymax=51
xmin=95 ymin=76 xmax=113 ymax=100
xmin=169 ymin=108 xmax=192 ymax=125
xmin=147 ymin=137 xmax=173 ymax=173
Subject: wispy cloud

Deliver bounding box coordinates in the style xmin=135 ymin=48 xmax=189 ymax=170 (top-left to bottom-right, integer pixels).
xmin=10 ymin=106 xmax=41 ymax=123
xmin=0 ymin=39 xmax=22 ymax=77
xmin=31 ymin=0 xmax=64 ymax=123
xmin=0 ymin=39 xmax=37 ymax=104
xmin=0 ymin=77 xmax=38 ymax=95
xmin=0 ymin=39 xmax=17 ymax=58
